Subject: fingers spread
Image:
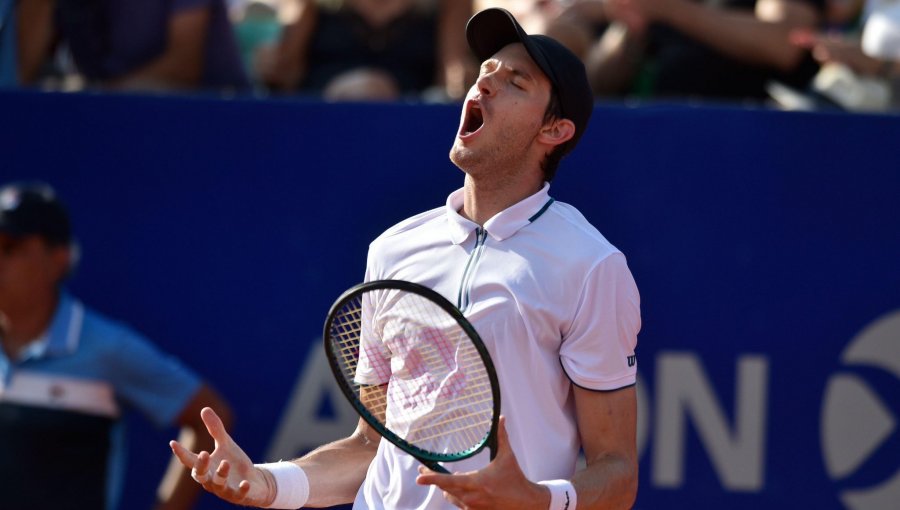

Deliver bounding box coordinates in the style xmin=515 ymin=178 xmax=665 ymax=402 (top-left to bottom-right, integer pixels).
xmin=212 ymin=459 xmax=230 ymax=485
xmin=191 ymin=450 xmax=213 ymax=484
xmin=191 ymin=467 xmax=210 ymax=484
xmin=170 ymin=440 xmax=199 ymax=468
xmin=201 ymin=407 xmax=231 ymax=445
xmin=195 ymin=456 xmax=237 ymax=495
xmin=238 ymin=479 xmax=252 ymax=495
xmin=417 ymin=467 xmax=474 ymax=491
xmin=416 ymin=467 xmax=449 ymax=487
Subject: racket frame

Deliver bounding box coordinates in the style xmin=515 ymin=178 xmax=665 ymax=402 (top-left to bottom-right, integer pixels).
xmin=323 ymin=279 xmax=501 ymax=474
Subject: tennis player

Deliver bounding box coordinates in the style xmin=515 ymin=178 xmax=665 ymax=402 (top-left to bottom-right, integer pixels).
xmin=171 ymin=7 xmax=640 ymax=510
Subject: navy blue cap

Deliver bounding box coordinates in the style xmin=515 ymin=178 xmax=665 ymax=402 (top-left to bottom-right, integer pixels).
xmin=465 ymin=8 xmax=594 ymax=153
xmin=0 ymin=183 xmax=72 ymax=245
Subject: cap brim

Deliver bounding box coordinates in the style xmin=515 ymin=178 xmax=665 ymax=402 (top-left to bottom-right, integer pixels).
xmin=466 ymin=8 xmax=530 ymax=62
xmin=466 ymin=9 xmax=561 ymax=93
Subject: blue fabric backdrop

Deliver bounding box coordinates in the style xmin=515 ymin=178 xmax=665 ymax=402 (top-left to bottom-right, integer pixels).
xmin=2 ymin=91 xmax=899 ymax=510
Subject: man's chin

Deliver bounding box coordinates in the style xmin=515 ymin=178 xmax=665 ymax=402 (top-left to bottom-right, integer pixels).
xmin=449 ymin=144 xmax=475 ymax=170
xmin=449 ymin=142 xmax=463 ymax=164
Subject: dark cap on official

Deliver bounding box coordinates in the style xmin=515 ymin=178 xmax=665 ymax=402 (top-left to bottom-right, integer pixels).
xmin=0 ymin=182 xmax=72 ymax=245
xmin=465 ymin=7 xmax=594 ymax=154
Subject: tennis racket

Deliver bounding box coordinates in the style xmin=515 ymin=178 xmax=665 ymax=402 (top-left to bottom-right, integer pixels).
xmin=323 ymin=280 xmax=501 ymax=474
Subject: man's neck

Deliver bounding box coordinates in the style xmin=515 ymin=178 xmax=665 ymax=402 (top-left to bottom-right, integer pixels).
xmin=460 ymin=173 xmax=543 ymax=226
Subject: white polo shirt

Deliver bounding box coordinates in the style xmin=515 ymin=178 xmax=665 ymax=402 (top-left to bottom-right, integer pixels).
xmin=355 ymin=183 xmax=640 ymax=510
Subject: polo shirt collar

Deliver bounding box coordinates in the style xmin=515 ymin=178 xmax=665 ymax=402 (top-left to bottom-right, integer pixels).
xmin=0 ymin=293 xmax=82 ymax=379
xmin=445 ymin=182 xmax=554 ymax=244
xmin=42 ymin=292 xmax=84 ymax=358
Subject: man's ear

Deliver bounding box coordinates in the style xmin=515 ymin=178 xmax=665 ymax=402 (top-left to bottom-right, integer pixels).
xmin=537 ymin=118 xmax=576 ymax=148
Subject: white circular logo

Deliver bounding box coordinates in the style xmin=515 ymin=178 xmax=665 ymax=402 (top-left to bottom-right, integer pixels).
xmin=821 ymin=310 xmax=900 ymax=509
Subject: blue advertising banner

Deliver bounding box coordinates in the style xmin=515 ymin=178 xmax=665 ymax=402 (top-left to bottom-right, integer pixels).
xmin=2 ymin=91 xmax=898 ymax=510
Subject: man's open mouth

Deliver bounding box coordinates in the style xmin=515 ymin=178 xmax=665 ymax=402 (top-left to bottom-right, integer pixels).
xmin=461 ymin=101 xmax=484 ymax=136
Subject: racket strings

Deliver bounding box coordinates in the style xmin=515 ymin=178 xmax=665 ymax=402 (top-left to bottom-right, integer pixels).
xmin=328 ymin=291 xmax=495 ymax=456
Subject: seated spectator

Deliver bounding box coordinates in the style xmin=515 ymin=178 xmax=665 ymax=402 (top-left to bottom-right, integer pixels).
xmin=13 ymin=0 xmax=249 ymax=92
xmin=788 ymin=2 xmax=900 ymax=110
xmin=1 ymin=0 xmax=13 ymax=86
xmin=593 ymin=0 xmax=826 ymax=102
xmin=0 ymin=182 xmax=234 ymax=509
xmin=3 ymin=0 xmax=54 ymax=86
xmin=230 ymin=0 xmax=284 ymax=86
xmin=823 ymin=0 xmax=865 ymax=27
xmin=1 ymin=0 xmax=15 ymax=85
xmin=257 ymin=0 xmax=474 ymax=101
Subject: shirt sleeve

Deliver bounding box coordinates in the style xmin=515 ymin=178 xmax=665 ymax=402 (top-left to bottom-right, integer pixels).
xmin=109 ymin=328 xmax=202 ymax=428
xmin=354 ymin=286 xmax=392 ymax=386
xmin=560 ymin=252 xmax=641 ymax=391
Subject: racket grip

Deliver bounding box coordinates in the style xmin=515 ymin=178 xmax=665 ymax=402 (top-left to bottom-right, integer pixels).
xmin=422 ymin=460 xmax=450 ymax=474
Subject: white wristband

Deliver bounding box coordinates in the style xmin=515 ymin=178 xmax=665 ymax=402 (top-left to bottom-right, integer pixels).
xmin=538 ymin=479 xmax=577 ymax=510
xmin=256 ymin=461 xmax=310 ymax=509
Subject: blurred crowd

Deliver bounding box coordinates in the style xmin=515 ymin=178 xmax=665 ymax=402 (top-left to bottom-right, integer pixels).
xmin=1 ymin=0 xmax=899 ymax=111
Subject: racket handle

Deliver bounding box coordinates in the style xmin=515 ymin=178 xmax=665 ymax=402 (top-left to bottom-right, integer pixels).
xmin=487 ymin=434 xmax=499 ymax=461
xmin=422 ymin=460 xmax=450 ymax=474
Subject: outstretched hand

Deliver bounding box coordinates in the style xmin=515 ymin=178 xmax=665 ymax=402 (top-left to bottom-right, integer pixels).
xmin=170 ymin=407 xmax=274 ymax=507
xmin=415 ymin=416 xmax=549 ymax=510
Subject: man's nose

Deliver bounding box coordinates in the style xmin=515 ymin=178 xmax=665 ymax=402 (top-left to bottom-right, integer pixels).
xmin=475 ymin=73 xmax=496 ymax=97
